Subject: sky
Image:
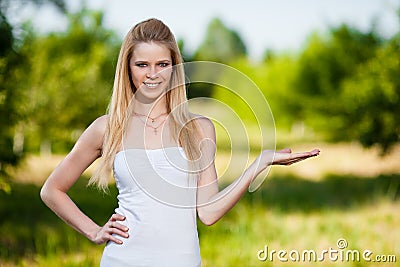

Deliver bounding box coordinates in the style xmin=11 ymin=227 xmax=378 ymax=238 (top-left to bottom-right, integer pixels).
xmin=14 ymin=0 xmax=400 ymax=60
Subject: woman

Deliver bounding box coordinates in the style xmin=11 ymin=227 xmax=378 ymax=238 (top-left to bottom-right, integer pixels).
xmin=40 ymin=18 xmax=319 ymax=266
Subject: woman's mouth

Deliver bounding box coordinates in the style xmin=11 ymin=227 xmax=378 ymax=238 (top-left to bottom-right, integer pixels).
xmin=143 ymin=82 xmax=162 ymax=88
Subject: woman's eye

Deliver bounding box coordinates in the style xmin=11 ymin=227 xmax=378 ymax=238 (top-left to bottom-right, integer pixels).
xmin=159 ymin=63 xmax=169 ymax=67
xmin=136 ymin=63 xmax=147 ymax=67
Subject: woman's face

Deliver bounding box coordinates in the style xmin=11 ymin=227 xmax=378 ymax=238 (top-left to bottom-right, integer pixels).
xmin=130 ymin=42 xmax=173 ymax=101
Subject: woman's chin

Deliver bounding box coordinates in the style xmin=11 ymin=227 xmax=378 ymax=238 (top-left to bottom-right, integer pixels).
xmin=135 ymin=87 xmax=167 ymax=102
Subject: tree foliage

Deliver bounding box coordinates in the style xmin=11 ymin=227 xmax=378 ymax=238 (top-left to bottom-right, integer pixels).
xmin=282 ymin=22 xmax=399 ymax=152
xmin=188 ymin=18 xmax=247 ymax=99
xmin=0 ymin=0 xmax=66 ymax=190
xmin=19 ymin=9 xmax=120 ymax=154
xmin=193 ymin=17 xmax=247 ymax=63
xmin=340 ymin=35 xmax=400 ymax=152
xmin=1 ymin=5 xmax=399 ymax=192
xmin=290 ymin=24 xmax=382 ymax=118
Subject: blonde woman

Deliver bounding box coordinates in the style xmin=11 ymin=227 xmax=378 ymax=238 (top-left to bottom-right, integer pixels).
xmin=40 ymin=18 xmax=320 ymax=266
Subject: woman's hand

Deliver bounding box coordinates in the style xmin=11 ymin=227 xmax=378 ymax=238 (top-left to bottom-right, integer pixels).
xmin=91 ymin=214 xmax=129 ymax=245
xmin=256 ymin=148 xmax=320 ymax=171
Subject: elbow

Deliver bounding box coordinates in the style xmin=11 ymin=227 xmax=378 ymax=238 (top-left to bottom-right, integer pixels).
xmin=197 ymin=209 xmax=219 ymax=226
xmin=201 ymin=218 xmax=217 ymax=227
xmin=40 ymin=183 xmax=49 ymax=204
xmin=40 ymin=181 xmax=54 ymax=206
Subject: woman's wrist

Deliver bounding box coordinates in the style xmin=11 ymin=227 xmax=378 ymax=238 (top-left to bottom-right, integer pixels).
xmin=85 ymin=224 xmax=101 ymax=242
xmin=248 ymin=156 xmax=270 ymax=183
xmin=256 ymin=152 xmax=272 ymax=169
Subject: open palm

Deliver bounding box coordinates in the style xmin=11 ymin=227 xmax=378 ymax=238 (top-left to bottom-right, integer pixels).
xmin=260 ymin=148 xmax=320 ymax=167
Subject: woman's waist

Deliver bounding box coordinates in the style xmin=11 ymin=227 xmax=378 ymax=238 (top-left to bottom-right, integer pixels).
xmin=116 ymin=186 xmax=197 ymax=209
xmin=115 ymin=203 xmax=197 ymax=224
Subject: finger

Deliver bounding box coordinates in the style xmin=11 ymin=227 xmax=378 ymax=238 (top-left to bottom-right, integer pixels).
xmin=279 ymin=149 xmax=320 ymax=158
xmin=111 ymin=221 xmax=129 ymax=232
xmin=288 ymin=152 xmax=318 ymax=162
xmin=273 ymin=158 xmax=301 ymax=165
xmin=277 ymin=148 xmax=292 ymax=153
xmin=283 ymin=151 xmax=319 ymax=164
xmin=106 ymin=234 xmax=124 ymax=245
xmin=107 ymin=226 xmax=130 ymax=238
xmin=272 ymin=150 xmax=319 ymax=165
xmin=310 ymin=149 xmax=320 ymax=155
xmin=289 ymin=150 xmax=319 ymax=159
xmin=275 ymin=157 xmax=308 ymax=165
xmin=110 ymin=213 xmax=126 ymax=221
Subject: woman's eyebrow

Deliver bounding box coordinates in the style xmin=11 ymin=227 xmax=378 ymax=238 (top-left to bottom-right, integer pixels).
xmin=157 ymin=59 xmax=172 ymax=63
xmin=133 ymin=59 xmax=171 ymax=63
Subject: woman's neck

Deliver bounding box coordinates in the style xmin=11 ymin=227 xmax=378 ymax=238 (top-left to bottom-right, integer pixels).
xmin=131 ymin=95 xmax=168 ymax=117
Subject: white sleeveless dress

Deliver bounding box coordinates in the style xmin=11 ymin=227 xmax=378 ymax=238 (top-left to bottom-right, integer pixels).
xmin=100 ymin=147 xmax=201 ymax=267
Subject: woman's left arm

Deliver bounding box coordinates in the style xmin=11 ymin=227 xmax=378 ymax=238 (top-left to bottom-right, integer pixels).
xmin=196 ymin=117 xmax=319 ymax=226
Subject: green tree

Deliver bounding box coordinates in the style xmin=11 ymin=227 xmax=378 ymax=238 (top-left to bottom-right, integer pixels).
xmin=188 ymin=18 xmax=247 ymax=99
xmin=340 ymin=34 xmax=400 ymax=152
xmin=19 ymin=8 xmax=120 ymax=154
xmin=287 ymin=20 xmax=400 ymax=152
xmin=255 ymin=53 xmax=299 ymax=129
xmin=0 ymin=0 xmax=66 ymax=191
xmin=194 ymin=17 xmax=247 ymax=63
xmin=289 ymin=24 xmax=383 ymax=135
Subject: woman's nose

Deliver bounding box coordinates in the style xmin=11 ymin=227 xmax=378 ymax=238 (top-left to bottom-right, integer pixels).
xmin=146 ymin=66 xmax=158 ymax=79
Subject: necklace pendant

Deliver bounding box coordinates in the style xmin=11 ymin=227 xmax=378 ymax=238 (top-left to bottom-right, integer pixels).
xmin=154 ymin=129 xmax=157 ymax=135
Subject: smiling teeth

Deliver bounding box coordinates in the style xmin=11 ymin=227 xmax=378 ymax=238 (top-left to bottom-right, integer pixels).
xmin=144 ymin=82 xmax=160 ymax=88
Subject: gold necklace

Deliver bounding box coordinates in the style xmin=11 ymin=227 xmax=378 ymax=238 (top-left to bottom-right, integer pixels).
xmin=135 ymin=116 xmax=166 ymax=135
xmin=133 ymin=111 xmax=168 ymax=123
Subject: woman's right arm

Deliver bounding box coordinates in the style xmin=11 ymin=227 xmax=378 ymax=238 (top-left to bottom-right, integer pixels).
xmin=40 ymin=116 xmax=129 ymax=244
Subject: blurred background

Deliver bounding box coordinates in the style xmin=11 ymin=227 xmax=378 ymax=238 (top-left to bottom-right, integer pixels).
xmin=0 ymin=0 xmax=399 ymax=266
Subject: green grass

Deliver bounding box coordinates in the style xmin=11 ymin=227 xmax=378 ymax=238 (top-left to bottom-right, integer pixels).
xmin=1 ymin=174 xmax=399 ymax=266
xmin=0 ymin=179 xmax=115 ymax=266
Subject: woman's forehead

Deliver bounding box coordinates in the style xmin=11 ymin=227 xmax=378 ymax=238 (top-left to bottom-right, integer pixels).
xmin=131 ymin=42 xmax=171 ymax=60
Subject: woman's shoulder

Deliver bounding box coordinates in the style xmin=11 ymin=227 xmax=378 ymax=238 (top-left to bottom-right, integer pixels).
xmin=91 ymin=115 xmax=109 ymax=130
xmin=71 ymin=115 xmax=108 ymax=156
xmin=190 ymin=112 xmax=212 ymax=124
xmin=189 ymin=112 xmax=215 ymax=136
xmin=84 ymin=115 xmax=107 ymax=134
xmin=82 ymin=115 xmax=108 ymax=141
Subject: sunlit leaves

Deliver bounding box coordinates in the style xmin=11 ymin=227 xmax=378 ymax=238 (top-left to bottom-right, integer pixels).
xmin=194 ymin=17 xmax=247 ymax=63
xmin=341 ymin=38 xmax=400 ymax=152
xmin=20 ymin=9 xmax=119 ymax=153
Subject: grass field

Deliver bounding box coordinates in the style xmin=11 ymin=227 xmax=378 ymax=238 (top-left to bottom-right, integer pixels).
xmin=0 ymin=143 xmax=399 ymax=266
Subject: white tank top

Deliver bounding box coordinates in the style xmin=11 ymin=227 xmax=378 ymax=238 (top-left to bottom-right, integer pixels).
xmin=100 ymin=147 xmax=201 ymax=267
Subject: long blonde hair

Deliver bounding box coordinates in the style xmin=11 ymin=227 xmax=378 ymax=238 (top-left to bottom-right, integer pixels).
xmin=89 ymin=18 xmax=201 ymax=191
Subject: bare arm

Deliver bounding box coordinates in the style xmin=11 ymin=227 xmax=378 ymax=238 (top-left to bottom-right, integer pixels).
xmin=40 ymin=116 xmax=128 ymax=244
xmin=196 ymin=117 xmax=320 ymax=226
